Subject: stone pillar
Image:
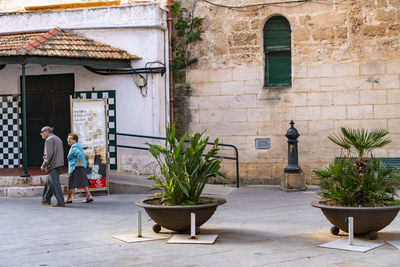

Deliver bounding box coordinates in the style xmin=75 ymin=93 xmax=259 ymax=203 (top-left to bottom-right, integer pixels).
xmin=280 ymin=120 xmax=306 ymax=191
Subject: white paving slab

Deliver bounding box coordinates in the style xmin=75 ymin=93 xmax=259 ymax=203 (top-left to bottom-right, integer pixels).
xmin=167 ymin=234 xmax=219 ymax=244
xmin=112 ymin=231 xmax=172 ymax=243
xmin=319 ymin=238 xmax=384 ymax=252
xmin=386 ymin=240 xmax=400 ymax=249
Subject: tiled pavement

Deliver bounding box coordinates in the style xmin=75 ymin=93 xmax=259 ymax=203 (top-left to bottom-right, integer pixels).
xmin=1 ymin=186 xmax=400 ymax=267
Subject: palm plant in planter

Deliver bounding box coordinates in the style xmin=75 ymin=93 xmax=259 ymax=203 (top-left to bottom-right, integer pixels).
xmin=312 ymin=127 xmax=400 ymax=239
xmin=135 ymin=125 xmax=226 ymax=233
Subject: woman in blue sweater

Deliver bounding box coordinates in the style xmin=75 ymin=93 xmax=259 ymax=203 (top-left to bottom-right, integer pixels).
xmin=65 ymin=133 xmax=93 ymax=203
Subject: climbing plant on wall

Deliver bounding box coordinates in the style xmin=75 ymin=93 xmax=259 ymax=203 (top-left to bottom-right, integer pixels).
xmin=169 ymin=1 xmax=203 ymax=74
xmin=169 ymin=1 xmax=204 ymax=137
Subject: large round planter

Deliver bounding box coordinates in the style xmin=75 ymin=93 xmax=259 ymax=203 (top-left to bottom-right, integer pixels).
xmin=312 ymin=201 xmax=400 ymax=239
xmin=136 ymin=196 xmax=226 ymax=233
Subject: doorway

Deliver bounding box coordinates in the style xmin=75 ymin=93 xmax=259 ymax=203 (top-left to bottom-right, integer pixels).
xmin=24 ymin=74 xmax=74 ymax=166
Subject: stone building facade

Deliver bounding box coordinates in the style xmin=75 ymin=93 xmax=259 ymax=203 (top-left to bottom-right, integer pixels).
xmin=178 ymin=0 xmax=400 ymax=184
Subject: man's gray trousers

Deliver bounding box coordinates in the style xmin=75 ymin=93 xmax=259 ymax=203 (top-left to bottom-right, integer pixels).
xmin=42 ymin=168 xmax=65 ymax=205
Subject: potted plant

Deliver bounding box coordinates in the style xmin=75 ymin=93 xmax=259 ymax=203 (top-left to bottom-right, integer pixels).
xmin=312 ymin=127 xmax=400 ymax=239
xmin=135 ymin=125 xmax=226 ymax=233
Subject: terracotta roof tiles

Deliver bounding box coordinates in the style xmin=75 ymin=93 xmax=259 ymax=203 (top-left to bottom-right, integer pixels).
xmin=0 ymin=28 xmax=139 ymax=60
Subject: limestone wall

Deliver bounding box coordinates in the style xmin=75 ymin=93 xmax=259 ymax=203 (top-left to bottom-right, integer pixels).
xmin=181 ymin=0 xmax=400 ymax=184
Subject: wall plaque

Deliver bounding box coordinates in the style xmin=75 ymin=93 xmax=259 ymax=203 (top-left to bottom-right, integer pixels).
xmin=255 ymin=138 xmax=271 ymax=150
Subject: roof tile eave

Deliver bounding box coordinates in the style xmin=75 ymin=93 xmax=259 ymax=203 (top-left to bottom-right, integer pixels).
xmin=0 ymin=29 xmax=139 ymax=61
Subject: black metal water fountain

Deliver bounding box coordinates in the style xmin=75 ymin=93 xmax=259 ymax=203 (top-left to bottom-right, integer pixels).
xmin=280 ymin=120 xmax=306 ymax=191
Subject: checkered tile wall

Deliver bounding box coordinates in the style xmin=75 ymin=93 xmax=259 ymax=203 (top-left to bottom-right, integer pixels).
xmin=73 ymin=91 xmax=117 ymax=170
xmin=0 ymin=95 xmax=22 ymax=168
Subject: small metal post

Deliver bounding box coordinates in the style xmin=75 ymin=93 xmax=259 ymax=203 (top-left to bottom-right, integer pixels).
xmin=232 ymin=145 xmax=239 ymax=188
xmin=137 ymin=211 xmax=142 ymax=238
xmin=190 ymin=212 xmax=196 ymax=239
xmin=348 ymin=217 xmax=354 ymax=246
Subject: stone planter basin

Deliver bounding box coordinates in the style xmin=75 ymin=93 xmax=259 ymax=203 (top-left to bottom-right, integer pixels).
xmin=312 ymin=201 xmax=400 ymax=239
xmin=136 ymin=196 xmax=226 ymax=233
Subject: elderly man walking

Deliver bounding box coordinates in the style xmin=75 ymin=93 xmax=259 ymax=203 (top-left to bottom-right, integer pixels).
xmin=39 ymin=126 xmax=65 ymax=207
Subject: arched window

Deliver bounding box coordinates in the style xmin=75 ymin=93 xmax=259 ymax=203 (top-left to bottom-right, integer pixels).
xmin=263 ymin=16 xmax=291 ymax=86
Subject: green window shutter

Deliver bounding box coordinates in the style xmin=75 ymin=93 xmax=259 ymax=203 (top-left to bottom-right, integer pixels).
xmin=267 ymin=52 xmax=291 ymax=85
xmin=264 ymin=16 xmax=291 ymax=86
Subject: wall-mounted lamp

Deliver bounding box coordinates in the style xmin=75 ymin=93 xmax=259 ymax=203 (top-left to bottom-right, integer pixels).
xmin=136 ymin=75 xmax=147 ymax=88
xmin=134 ymin=74 xmax=148 ymax=97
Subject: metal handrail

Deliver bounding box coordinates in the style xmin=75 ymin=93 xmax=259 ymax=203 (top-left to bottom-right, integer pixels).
xmin=116 ymin=132 xmax=240 ymax=188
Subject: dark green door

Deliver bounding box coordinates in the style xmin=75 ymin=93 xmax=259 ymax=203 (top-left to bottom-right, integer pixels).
xmin=24 ymin=74 xmax=74 ymax=166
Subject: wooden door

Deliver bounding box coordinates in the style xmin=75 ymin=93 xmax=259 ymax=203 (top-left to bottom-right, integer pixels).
xmin=24 ymin=74 xmax=74 ymax=166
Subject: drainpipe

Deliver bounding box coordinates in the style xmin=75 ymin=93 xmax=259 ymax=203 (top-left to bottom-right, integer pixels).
xmin=164 ymin=22 xmax=171 ymax=128
xmin=166 ymin=0 xmax=174 ymax=125
xmin=20 ymin=64 xmax=30 ymax=177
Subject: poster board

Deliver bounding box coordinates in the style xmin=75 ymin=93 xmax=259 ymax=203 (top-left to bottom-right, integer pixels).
xmin=71 ymin=98 xmax=108 ymax=192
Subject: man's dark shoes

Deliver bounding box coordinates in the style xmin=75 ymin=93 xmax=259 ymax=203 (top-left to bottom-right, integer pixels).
xmin=51 ymin=203 xmax=65 ymax=207
xmin=40 ymin=200 xmax=51 ymax=205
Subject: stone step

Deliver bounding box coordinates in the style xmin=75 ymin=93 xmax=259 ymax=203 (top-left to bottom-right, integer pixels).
xmin=0 ymin=173 xmax=69 ymax=197
xmin=0 ymin=185 xmax=68 ymax=197
xmin=0 ymin=176 xmax=33 ymax=186
xmin=0 ymin=171 xmax=149 ymax=197
xmin=0 ymin=174 xmax=69 ymax=186
xmin=0 ymin=171 xmax=236 ymax=197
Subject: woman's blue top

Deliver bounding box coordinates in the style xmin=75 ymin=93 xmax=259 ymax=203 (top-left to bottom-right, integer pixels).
xmin=67 ymin=142 xmax=87 ymax=174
